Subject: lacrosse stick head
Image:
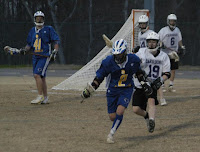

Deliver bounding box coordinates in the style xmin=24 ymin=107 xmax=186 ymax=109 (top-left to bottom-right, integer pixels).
xmin=102 ymin=34 xmax=113 ymax=48
xmin=168 ymin=51 xmax=180 ymax=62
xmin=4 ymin=46 xmax=13 ymax=55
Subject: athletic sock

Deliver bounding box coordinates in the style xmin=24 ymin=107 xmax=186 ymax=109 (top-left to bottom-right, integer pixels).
xmin=169 ymin=81 xmax=173 ymax=86
xmin=109 ymin=114 xmax=123 ymax=136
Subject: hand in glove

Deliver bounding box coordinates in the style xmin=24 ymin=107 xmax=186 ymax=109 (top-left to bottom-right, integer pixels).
xmin=152 ymin=77 xmax=163 ymax=90
xmin=50 ymin=49 xmax=58 ymax=61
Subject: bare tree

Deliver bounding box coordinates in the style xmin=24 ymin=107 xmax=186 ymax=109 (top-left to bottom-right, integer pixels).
xmin=87 ymin=0 xmax=93 ymax=62
xmin=47 ymin=0 xmax=78 ymax=64
xmin=124 ymin=0 xmax=129 ymax=21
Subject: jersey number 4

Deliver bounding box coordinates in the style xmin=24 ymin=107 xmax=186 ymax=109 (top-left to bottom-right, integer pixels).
xmin=34 ymin=34 xmax=43 ymax=52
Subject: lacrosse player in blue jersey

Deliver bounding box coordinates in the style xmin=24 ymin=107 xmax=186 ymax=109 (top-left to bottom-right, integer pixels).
xmin=6 ymin=11 xmax=60 ymax=104
xmin=81 ymin=39 xmax=153 ymax=143
xmin=27 ymin=11 xmax=60 ymax=104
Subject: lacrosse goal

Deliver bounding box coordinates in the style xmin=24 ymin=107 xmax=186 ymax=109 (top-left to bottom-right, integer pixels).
xmin=52 ymin=9 xmax=149 ymax=91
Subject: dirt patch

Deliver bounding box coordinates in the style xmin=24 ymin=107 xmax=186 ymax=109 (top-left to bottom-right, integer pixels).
xmin=0 ymin=76 xmax=200 ymax=152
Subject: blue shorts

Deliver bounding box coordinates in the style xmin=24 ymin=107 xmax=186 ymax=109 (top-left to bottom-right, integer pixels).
xmin=32 ymin=57 xmax=50 ymax=77
xmin=106 ymin=87 xmax=133 ymax=114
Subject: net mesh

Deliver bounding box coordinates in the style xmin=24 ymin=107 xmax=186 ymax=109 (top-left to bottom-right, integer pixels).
xmin=52 ymin=10 xmax=148 ymax=91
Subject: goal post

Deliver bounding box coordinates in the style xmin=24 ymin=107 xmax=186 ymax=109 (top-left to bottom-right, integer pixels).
xmin=52 ymin=9 xmax=149 ymax=91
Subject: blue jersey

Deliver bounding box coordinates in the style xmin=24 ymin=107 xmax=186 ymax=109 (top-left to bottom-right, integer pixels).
xmin=96 ymin=54 xmax=141 ymax=89
xmin=27 ymin=26 xmax=60 ymax=57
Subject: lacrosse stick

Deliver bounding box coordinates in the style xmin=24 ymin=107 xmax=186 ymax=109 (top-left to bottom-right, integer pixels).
xmin=168 ymin=51 xmax=180 ymax=62
xmin=4 ymin=46 xmax=49 ymax=58
xmin=102 ymin=34 xmax=113 ymax=48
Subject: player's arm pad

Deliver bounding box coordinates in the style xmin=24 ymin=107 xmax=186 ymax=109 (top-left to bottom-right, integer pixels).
xmin=162 ymin=72 xmax=171 ymax=79
xmin=151 ymin=77 xmax=164 ymax=90
xmin=91 ymin=77 xmax=103 ymax=90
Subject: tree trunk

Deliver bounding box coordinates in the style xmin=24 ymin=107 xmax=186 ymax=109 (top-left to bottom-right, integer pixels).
xmin=87 ymin=0 xmax=93 ymax=62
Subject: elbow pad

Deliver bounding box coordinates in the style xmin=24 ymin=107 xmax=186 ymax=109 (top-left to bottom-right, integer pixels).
xmin=162 ymin=72 xmax=171 ymax=79
xmin=92 ymin=77 xmax=103 ymax=90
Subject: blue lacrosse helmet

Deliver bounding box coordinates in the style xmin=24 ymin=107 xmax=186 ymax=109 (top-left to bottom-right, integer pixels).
xmin=112 ymin=39 xmax=127 ymax=64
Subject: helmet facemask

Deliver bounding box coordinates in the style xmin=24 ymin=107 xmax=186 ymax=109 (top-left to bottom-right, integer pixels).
xmin=139 ymin=22 xmax=149 ymax=33
xmin=146 ymin=32 xmax=160 ymax=54
xmin=112 ymin=39 xmax=128 ymax=64
xmin=34 ymin=11 xmax=45 ymax=27
xmin=168 ymin=20 xmax=176 ymax=30
xmin=167 ymin=14 xmax=177 ymax=30
xmin=34 ymin=16 xmax=45 ymax=26
xmin=147 ymin=39 xmax=159 ymax=54
xmin=114 ymin=50 xmax=127 ymax=64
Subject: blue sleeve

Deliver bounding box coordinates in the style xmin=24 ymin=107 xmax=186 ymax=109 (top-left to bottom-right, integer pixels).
xmin=96 ymin=59 xmax=110 ymax=80
xmin=49 ymin=26 xmax=60 ymax=44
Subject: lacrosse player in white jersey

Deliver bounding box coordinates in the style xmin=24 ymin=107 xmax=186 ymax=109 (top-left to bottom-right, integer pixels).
xmin=132 ymin=32 xmax=171 ymax=133
xmin=158 ymin=14 xmax=185 ymax=92
xmin=133 ymin=15 xmax=154 ymax=53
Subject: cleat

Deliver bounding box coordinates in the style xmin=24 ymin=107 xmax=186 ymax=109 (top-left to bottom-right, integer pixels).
xmin=148 ymin=119 xmax=155 ymax=133
xmin=160 ymin=98 xmax=167 ymax=106
xmin=31 ymin=95 xmax=44 ymax=104
xmin=41 ymin=97 xmax=49 ymax=104
xmin=168 ymin=85 xmax=176 ymax=92
xmin=107 ymin=134 xmax=114 ymax=144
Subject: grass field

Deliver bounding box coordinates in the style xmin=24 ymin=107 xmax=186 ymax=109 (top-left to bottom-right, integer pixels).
xmin=0 ymin=73 xmax=200 ymax=152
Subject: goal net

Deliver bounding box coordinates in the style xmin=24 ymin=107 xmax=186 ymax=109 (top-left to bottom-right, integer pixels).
xmin=52 ymin=9 xmax=149 ymax=91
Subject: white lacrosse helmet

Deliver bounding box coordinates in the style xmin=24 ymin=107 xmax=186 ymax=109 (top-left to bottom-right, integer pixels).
xmin=138 ymin=15 xmax=149 ymax=23
xmin=167 ymin=14 xmax=177 ymax=30
xmin=112 ymin=39 xmax=127 ymax=64
xmin=138 ymin=15 xmax=149 ymax=32
xmin=34 ymin=11 xmax=45 ymax=26
xmin=146 ymin=32 xmax=160 ymax=54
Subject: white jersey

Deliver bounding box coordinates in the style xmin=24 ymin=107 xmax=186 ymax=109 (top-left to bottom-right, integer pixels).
xmin=138 ymin=29 xmax=154 ymax=48
xmin=158 ymin=26 xmax=182 ymax=54
xmin=134 ymin=48 xmax=170 ymax=88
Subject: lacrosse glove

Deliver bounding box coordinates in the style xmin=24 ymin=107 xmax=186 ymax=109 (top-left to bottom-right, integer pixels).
xmin=81 ymin=89 xmax=91 ymax=98
xmin=178 ymin=46 xmax=186 ymax=56
xmin=19 ymin=48 xmax=27 ymax=55
xmin=50 ymin=49 xmax=58 ymax=61
xmin=152 ymin=77 xmax=163 ymax=90
xmin=141 ymin=81 xmax=153 ymax=97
